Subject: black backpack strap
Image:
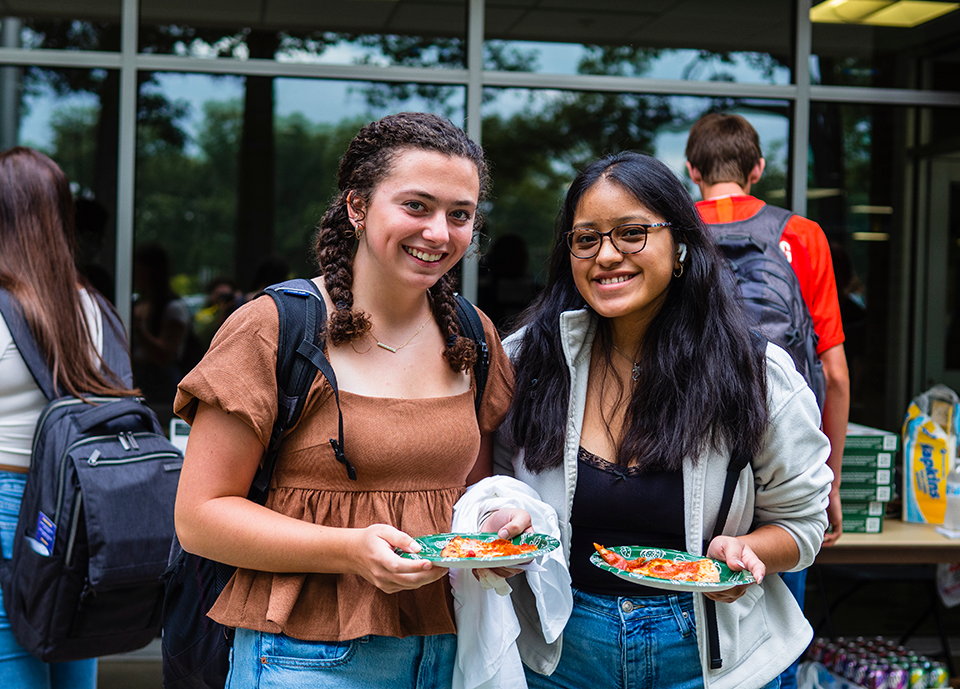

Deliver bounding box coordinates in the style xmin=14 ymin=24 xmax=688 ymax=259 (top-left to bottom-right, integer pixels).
xmin=92 ymin=291 xmax=135 ymax=389
xmin=453 ymin=294 xmax=489 ymax=415
xmin=703 ymin=449 xmax=752 ymax=670
xmin=248 ymin=279 xmax=355 ymax=504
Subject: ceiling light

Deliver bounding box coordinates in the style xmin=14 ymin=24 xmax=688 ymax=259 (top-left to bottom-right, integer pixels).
xmin=852 ymin=231 xmax=891 ymax=241
xmin=862 ymin=1 xmax=959 ymax=25
xmin=811 ymin=0 xmax=895 ymax=22
xmin=850 ymin=205 xmax=894 ymax=214
xmin=810 ymin=0 xmax=958 ymax=26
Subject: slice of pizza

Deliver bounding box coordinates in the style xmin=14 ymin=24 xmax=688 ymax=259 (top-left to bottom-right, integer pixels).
xmin=440 ymin=535 xmax=538 ymax=559
xmin=593 ymin=543 xmax=720 ymax=583
xmin=629 ymin=557 xmax=720 ymax=583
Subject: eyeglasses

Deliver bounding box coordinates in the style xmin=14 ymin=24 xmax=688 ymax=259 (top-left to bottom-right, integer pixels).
xmin=564 ymin=222 xmax=671 ymax=259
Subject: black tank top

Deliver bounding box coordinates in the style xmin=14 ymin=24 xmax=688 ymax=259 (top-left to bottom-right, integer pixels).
xmin=570 ymin=446 xmax=686 ymax=597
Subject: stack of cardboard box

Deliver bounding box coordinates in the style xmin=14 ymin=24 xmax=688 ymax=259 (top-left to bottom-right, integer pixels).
xmin=839 ymin=423 xmax=899 ymax=533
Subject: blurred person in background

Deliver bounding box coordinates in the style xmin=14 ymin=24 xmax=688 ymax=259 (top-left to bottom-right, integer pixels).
xmin=131 ymin=242 xmax=191 ymax=430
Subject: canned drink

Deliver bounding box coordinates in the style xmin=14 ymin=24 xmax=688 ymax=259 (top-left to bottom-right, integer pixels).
xmin=864 ymin=663 xmax=889 ymax=689
xmin=852 ymin=658 xmax=873 ymax=685
xmin=833 ymin=647 xmax=848 ymax=673
xmin=885 ymin=663 xmax=910 ymax=689
xmin=908 ymin=662 xmax=927 ymax=689
xmin=821 ymin=643 xmax=838 ymax=669
xmin=927 ymin=661 xmax=949 ymax=688
xmin=842 ymin=652 xmax=862 ymax=680
xmin=809 ymin=637 xmax=827 ymax=662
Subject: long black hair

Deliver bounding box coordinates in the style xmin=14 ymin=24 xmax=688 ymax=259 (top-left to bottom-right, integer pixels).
xmin=502 ymin=152 xmax=768 ymax=473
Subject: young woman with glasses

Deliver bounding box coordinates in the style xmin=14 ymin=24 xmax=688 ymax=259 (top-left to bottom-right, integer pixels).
xmin=495 ymin=152 xmax=833 ymax=689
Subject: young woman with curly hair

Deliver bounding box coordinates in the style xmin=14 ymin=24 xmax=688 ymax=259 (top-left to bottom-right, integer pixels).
xmin=173 ymin=112 xmax=527 ymax=688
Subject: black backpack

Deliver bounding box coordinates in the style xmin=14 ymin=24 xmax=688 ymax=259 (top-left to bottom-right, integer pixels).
xmin=0 ymin=288 xmax=183 ymax=662
xmin=160 ymin=278 xmax=490 ymax=689
xmin=707 ymin=203 xmax=827 ymax=410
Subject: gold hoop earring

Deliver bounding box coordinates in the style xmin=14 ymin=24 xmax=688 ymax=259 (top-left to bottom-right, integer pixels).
xmin=673 ymin=263 xmax=684 ymax=278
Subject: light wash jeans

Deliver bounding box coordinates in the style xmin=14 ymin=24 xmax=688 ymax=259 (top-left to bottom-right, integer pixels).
xmin=227 ymin=627 xmax=456 ymax=689
xmin=778 ymin=569 xmax=808 ymax=689
xmin=0 ymin=471 xmax=97 ymax=689
xmin=525 ymin=587 xmax=781 ymax=689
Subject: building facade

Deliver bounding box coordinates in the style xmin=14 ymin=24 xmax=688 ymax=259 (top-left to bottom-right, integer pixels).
xmin=1 ymin=0 xmax=958 ymax=432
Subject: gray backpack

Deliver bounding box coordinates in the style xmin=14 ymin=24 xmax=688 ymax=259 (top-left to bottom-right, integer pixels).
xmin=0 ymin=288 xmax=182 ymax=662
xmin=707 ymin=203 xmax=827 ymax=410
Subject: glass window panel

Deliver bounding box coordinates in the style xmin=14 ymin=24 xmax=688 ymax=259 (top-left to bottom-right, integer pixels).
xmin=946 ymin=179 xmax=960 ymax=370
xmin=811 ymin=3 xmax=960 ymax=88
xmin=1 ymin=2 xmax=122 ymax=51
xmin=484 ymin=0 xmax=793 ymax=83
xmin=134 ymin=71 xmax=464 ymax=412
xmin=2 ymin=66 xmax=120 ymax=301
xmin=804 ymin=102 xmax=943 ymax=428
xmin=139 ymin=0 xmax=466 ymax=68
xmin=478 ymin=88 xmax=790 ymax=332
xmin=135 ymin=69 xmax=465 ymax=329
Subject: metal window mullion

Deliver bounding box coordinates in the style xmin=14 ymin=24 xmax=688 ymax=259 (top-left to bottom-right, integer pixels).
xmin=133 ymin=53 xmax=469 ymax=83
xmin=791 ymin=0 xmax=812 ymax=217
xmin=463 ymin=0 xmax=484 ymax=303
xmin=483 ymin=70 xmax=798 ymax=100
xmin=810 ymin=84 xmax=960 ymax=107
xmin=0 ymin=46 xmax=121 ymax=68
xmin=114 ymin=0 xmax=139 ymax=333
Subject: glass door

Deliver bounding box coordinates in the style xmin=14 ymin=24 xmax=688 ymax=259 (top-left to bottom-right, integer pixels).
xmin=922 ymin=159 xmax=960 ymax=394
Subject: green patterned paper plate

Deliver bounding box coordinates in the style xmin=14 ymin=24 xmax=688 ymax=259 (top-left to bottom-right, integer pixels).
xmin=591 ymin=546 xmax=756 ymax=592
xmin=398 ymin=532 xmax=560 ymax=569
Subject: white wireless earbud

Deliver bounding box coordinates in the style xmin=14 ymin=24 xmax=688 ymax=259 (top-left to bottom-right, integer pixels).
xmin=677 ymin=243 xmax=688 ymax=263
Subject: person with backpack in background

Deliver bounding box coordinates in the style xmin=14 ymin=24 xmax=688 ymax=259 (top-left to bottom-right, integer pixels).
xmin=686 ymin=112 xmax=851 ymax=689
xmin=172 ymin=112 xmax=528 ymax=688
xmin=494 ymin=152 xmax=832 ymax=689
xmin=0 ymin=147 xmax=139 ymax=688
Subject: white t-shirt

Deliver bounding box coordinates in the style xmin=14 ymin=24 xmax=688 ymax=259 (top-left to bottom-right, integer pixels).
xmin=0 ymin=290 xmax=103 ymax=469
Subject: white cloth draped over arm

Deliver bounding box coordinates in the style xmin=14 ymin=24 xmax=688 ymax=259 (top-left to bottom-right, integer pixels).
xmin=450 ymin=476 xmax=572 ymax=689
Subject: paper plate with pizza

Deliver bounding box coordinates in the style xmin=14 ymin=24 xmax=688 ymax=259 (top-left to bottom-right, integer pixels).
xmin=397 ymin=532 xmax=560 ymax=569
xmin=590 ymin=543 xmax=756 ymax=592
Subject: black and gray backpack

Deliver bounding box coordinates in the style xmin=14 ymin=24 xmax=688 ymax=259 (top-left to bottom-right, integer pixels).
xmin=160 ymin=278 xmax=490 ymax=689
xmin=0 ymin=288 xmax=183 ymax=662
xmin=707 ymin=203 xmax=827 ymax=410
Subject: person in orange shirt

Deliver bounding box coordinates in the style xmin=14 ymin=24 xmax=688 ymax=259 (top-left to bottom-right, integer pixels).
xmin=686 ymin=113 xmax=850 ymax=689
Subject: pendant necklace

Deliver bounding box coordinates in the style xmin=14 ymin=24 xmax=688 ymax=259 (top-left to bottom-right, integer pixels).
xmin=612 ymin=344 xmax=641 ymax=381
xmin=374 ymin=314 xmax=431 ymax=353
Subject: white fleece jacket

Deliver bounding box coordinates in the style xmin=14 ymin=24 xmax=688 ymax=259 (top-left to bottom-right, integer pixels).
xmin=492 ymin=308 xmax=833 ymax=689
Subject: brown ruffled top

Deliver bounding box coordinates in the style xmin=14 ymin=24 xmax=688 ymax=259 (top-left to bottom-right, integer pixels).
xmin=174 ymin=294 xmax=513 ymax=641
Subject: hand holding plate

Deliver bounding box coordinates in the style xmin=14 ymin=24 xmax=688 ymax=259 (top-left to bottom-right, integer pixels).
xmin=703 ymin=535 xmax=765 ymax=602
xmin=349 ymin=524 xmax=446 ymax=594
xmin=481 ymin=507 xmax=534 ymax=540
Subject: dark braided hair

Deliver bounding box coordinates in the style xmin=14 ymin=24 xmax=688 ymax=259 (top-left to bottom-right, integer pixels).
xmin=313 ymin=112 xmax=489 ymax=372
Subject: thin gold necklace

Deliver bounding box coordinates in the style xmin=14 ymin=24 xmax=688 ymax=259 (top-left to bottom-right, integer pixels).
xmin=374 ymin=314 xmax=431 ymax=353
xmin=612 ymin=344 xmax=641 ymax=381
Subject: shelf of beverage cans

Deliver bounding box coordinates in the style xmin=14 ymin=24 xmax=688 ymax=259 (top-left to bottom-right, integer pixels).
xmin=803 ymin=636 xmax=950 ymax=688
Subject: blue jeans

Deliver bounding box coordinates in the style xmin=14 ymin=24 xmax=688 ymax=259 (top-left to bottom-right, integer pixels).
xmin=227 ymin=627 xmax=457 ymax=688
xmin=0 ymin=472 xmax=97 ymax=689
xmin=778 ymin=570 xmax=807 ymax=689
xmin=525 ymin=588 xmax=781 ymax=689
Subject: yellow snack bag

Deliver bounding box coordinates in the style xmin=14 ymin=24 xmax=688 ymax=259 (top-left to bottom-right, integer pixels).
xmin=902 ymin=385 xmax=960 ymax=524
